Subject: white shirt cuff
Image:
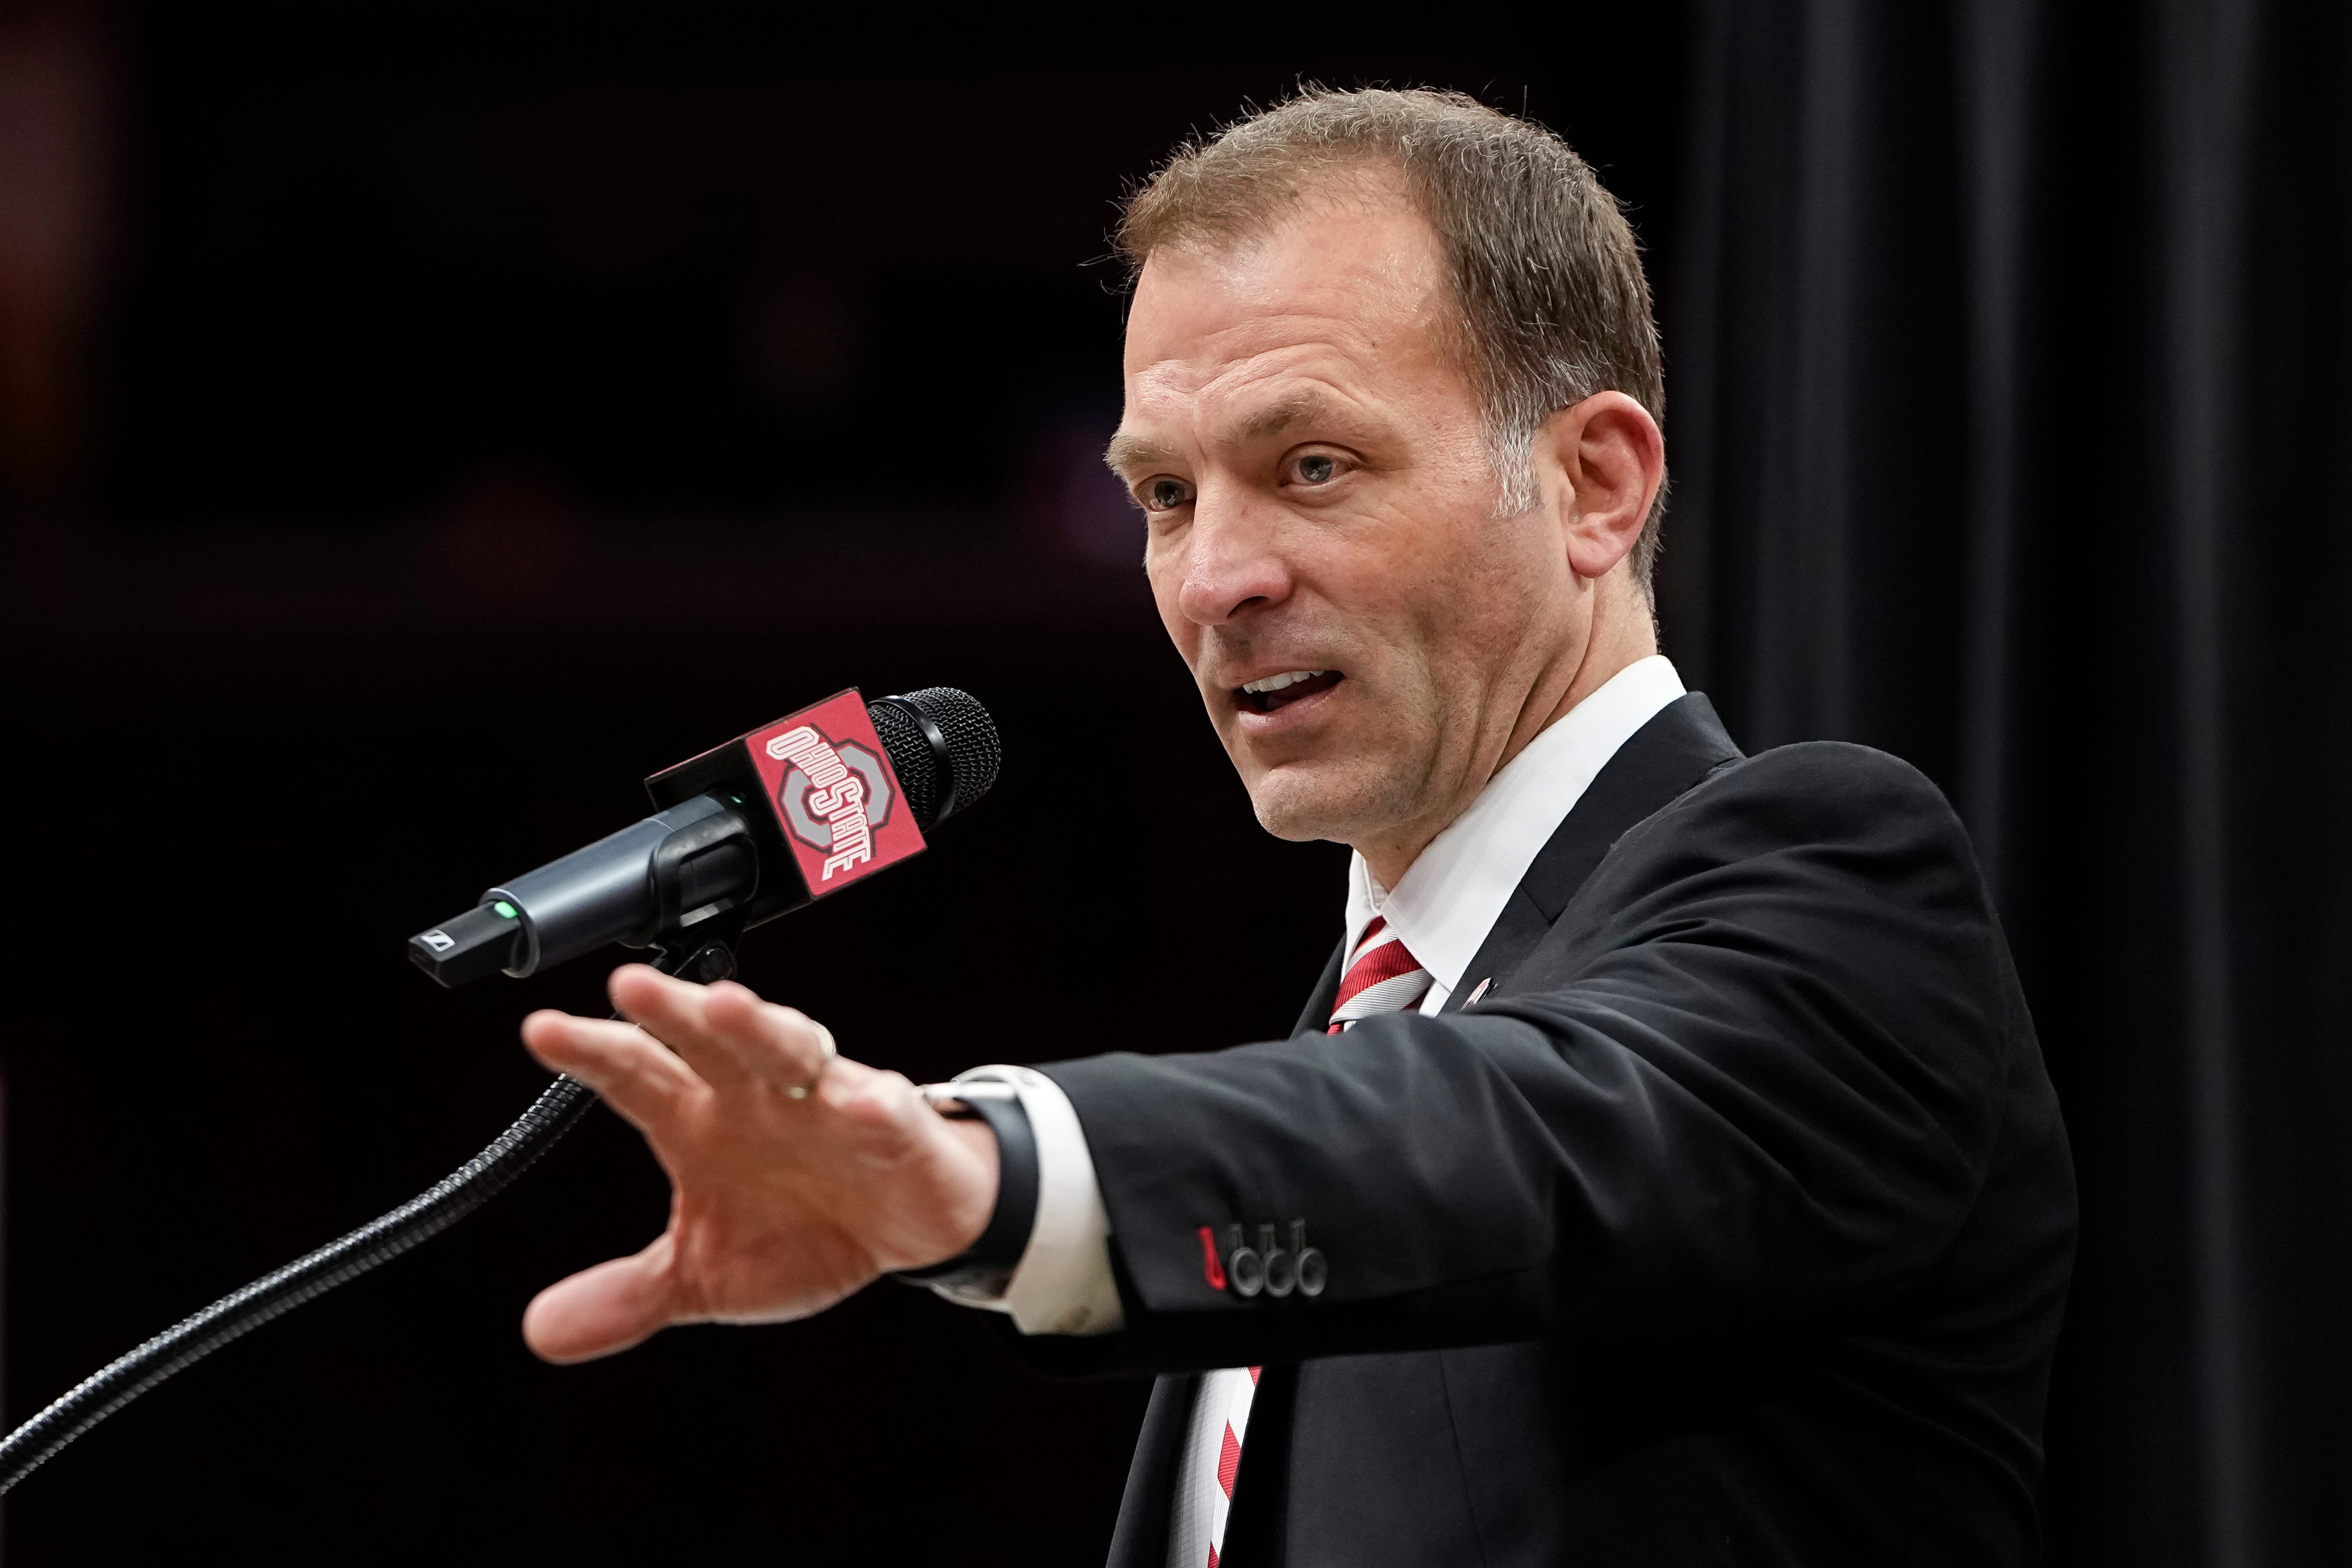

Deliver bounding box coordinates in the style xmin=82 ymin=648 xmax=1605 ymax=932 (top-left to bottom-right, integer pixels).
xmin=923 ymin=1065 xmax=1124 ymax=1336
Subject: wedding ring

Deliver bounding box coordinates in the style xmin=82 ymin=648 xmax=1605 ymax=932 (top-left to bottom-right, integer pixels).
xmin=785 ymin=1023 xmax=837 ymax=1100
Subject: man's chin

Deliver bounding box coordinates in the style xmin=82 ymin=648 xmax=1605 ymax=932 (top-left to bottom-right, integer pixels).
xmin=1241 ymin=759 xmax=1411 ymax=846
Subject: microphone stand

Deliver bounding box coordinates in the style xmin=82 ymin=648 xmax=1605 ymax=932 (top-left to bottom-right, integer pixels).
xmin=0 ymin=913 xmax=750 ymax=1495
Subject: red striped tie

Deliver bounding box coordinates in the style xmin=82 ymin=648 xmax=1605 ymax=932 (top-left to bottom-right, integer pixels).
xmin=1326 ymin=916 xmax=1432 ymax=1033
xmin=1206 ymin=1365 xmax=1259 ymax=1567
xmin=1192 ymin=1364 xmax=1259 ymax=1568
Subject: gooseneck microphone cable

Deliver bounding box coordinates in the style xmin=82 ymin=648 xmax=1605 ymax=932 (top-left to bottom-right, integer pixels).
xmin=0 ymin=1074 xmax=598 ymax=1494
xmin=0 ymin=685 xmax=1001 ymax=1496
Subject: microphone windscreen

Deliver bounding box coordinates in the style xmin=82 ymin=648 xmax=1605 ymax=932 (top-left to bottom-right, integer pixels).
xmin=868 ymin=687 xmax=1000 ymax=831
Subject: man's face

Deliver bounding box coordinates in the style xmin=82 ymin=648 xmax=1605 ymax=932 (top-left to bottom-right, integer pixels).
xmin=1109 ymin=185 xmax=1593 ymax=862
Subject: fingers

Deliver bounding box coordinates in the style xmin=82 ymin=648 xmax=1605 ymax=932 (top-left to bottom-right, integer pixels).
xmin=520 ymin=1009 xmax=701 ymax=1133
xmin=526 ymin=967 xmax=860 ymax=1134
xmin=612 ymin=966 xmax=839 ymax=1100
xmin=700 ymin=981 xmax=839 ymax=1097
xmin=522 ymin=1235 xmax=682 ymax=1364
xmin=608 ymin=966 xmax=760 ymax=1091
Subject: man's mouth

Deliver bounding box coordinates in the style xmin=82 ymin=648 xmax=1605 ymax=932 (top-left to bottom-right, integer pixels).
xmin=1234 ymin=668 xmax=1343 ymax=714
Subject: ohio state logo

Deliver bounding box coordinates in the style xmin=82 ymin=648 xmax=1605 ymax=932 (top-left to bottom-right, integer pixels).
xmin=764 ymin=725 xmax=895 ymax=881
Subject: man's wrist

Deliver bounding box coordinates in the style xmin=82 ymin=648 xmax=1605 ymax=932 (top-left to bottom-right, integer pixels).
xmin=894 ymin=1083 xmax=1040 ymax=1296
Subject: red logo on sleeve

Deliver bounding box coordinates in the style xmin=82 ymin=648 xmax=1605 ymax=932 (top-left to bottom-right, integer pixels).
xmin=1198 ymin=1226 xmax=1229 ymax=1291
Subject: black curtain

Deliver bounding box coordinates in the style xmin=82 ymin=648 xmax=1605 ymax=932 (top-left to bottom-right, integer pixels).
xmin=1663 ymin=2 xmax=2351 ymax=1564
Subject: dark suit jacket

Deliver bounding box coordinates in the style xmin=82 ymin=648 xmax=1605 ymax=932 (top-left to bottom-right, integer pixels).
xmin=1014 ymin=693 xmax=2077 ymax=1566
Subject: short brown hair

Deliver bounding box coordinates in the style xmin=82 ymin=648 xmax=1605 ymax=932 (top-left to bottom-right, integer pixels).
xmin=1119 ymin=87 xmax=1668 ymax=593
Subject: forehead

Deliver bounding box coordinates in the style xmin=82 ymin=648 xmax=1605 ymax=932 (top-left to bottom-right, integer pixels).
xmin=1119 ymin=188 xmax=1459 ymax=432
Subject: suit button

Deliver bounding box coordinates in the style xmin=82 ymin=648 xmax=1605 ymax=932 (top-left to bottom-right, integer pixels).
xmin=1260 ymin=1223 xmax=1296 ymax=1297
xmin=1291 ymin=1219 xmax=1327 ymax=1297
xmin=1226 ymin=1223 xmax=1265 ymax=1297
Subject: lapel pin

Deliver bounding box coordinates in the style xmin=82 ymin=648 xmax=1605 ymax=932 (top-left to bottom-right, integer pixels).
xmin=1464 ymin=977 xmax=1493 ymax=1006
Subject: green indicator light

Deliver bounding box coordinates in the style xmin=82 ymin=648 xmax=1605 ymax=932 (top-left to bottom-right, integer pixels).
xmin=493 ymin=901 xmax=518 ymax=919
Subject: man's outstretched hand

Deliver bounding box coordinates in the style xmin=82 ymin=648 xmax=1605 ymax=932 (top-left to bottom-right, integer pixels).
xmin=516 ymin=964 xmax=998 ymax=1363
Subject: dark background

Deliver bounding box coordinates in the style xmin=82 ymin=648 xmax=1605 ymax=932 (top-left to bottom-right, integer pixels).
xmin=1 ymin=3 xmax=2342 ymax=1565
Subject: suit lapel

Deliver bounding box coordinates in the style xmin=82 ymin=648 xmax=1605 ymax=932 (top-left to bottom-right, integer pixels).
xmin=1220 ymin=1363 xmax=1297 ymax=1565
xmin=1292 ymin=936 xmax=1348 ymax=1037
xmin=1106 ymin=1373 xmax=1201 ymax=1568
xmin=1445 ymin=692 xmax=1742 ymax=1011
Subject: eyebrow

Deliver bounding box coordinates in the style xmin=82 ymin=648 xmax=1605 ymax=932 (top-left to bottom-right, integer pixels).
xmin=1104 ymin=392 xmax=1367 ymax=476
xmin=1237 ymin=394 xmax=1337 ymax=444
xmin=1103 ymin=430 xmax=1178 ymax=475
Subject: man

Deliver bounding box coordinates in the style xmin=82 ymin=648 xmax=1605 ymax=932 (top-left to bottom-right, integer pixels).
xmin=518 ymin=89 xmax=2077 ymax=1566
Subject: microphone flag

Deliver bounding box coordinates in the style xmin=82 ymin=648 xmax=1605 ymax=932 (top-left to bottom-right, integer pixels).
xmin=748 ymin=689 xmax=928 ymax=890
xmin=644 ymin=687 xmax=927 ymax=913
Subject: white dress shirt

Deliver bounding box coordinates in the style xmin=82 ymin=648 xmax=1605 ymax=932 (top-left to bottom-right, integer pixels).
xmin=926 ymin=654 xmax=1688 ymax=1339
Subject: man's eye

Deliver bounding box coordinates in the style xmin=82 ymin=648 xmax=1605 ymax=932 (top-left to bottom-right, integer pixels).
xmin=1144 ymin=478 xmax=1192 ymax=511
xmin=1294 ymin=453 xmax=1339 ymax=485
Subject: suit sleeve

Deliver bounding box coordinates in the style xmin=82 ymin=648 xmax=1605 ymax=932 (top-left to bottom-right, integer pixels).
xmin=1009 ymin=744 xmax=2020 ymax=1376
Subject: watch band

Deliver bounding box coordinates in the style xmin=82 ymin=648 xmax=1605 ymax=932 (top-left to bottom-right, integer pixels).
xmin=893 ymin=1081 xmax=1040 ymax=1296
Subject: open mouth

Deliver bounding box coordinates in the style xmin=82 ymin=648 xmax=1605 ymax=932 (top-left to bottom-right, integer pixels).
xmin=1235 ymin=668 xmax=1343 ymax=715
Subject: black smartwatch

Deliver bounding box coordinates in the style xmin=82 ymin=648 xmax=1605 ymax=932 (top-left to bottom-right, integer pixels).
xmin=893 ymin=1080 xmax=1041 ymax=1297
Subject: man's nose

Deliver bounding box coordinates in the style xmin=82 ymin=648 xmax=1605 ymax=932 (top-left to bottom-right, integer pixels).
xmin=1173 ymin=495 xmax=1292 ymax=627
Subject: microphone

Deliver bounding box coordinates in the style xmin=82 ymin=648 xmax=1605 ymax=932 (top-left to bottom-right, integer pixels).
xmin=408 ymin=685 xmax=1000 ymax=987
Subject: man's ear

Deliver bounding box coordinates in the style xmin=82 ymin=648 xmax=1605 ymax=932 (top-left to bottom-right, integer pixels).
xmin=1536 ymin=391 xmax=1664 ymax=582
